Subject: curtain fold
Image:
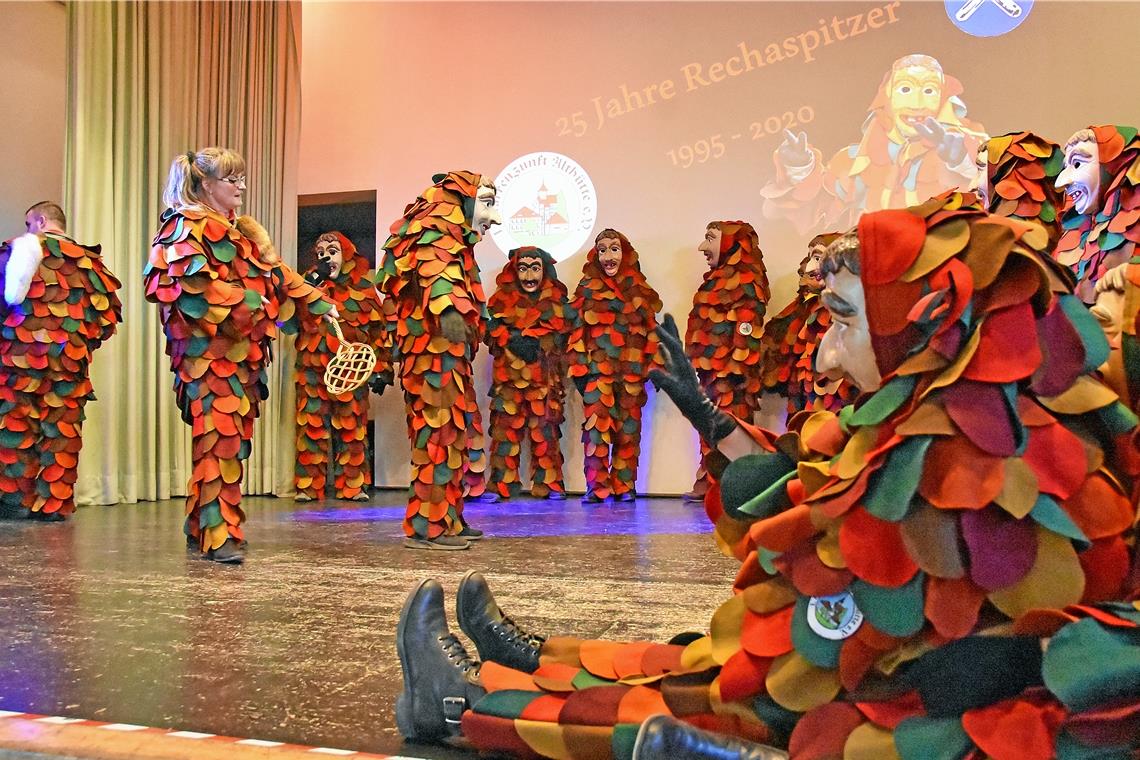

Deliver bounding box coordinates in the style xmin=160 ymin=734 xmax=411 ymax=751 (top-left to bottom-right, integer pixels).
xmin=65 ymin=0 xmax=302 ymax=505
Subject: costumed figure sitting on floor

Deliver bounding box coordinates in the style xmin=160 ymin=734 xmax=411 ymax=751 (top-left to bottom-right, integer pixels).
xmin=1055 ymin=125 xmax=1140 ymax=304
xmin=485 ymin=246 xmax=573 ymax=501
xmin=681 ymin=221 xmax=770 ymax=504
xmin=376 ymin=171 xmax=500 ymax=551
xmin=761 ymin=53 xmax=987 ymax=234
xmin=0 ymin=202 xmax=122 ymax=521
xmin=294 ymin=231 xmax=389 ymax=502
xmin=144 ymin=148 xmax=338 ymax=564
xmin=392 ymin=191 xmax=1140 ymax=760
xmin=760 ymin=232 xmax=854 ymax=422
xmin=567 ymin=229 xmax=662 ymax=503
xmin=969 ymin=131 xmax=1067 ymax=250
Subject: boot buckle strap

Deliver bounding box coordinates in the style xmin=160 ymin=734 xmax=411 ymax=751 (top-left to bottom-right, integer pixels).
xmin=442 ymin=696 xmax=467 ymax=725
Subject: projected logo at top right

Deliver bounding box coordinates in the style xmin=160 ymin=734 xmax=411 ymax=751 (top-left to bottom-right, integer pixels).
xmin=490 ymin=152 xmax=597 ymax=264
xmin=946 ymin=0 xmax=1032 ymax=37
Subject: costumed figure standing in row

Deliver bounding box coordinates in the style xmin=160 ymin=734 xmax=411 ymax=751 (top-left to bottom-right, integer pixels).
xmin=760 ymin=232 xmax=853 ymax=422
xmin=0 ymin=202 xmax=121 ymax=521
xmin=761 ymin=53 xmax=986 ymax=233
xmin=567 ymin=229 xmax=662 ymax=503
xmin=1055 ymin=125 xmax=1140 ymax=304
xmin=294 ymin=232 xmax=389 ymax=502
xmin=681 ymin=221 xmax=769 ymax=504
xmin=393 ymin=192 xmax=1140 ymax=760
xmin=376 ymin=171 xmax=500 ymax=551
xmin=970 ymin=131 xmax=1066 ymax=249
xmin=484 ymin=246 xmax=573 ymax=501
xmin=145 ymin=148 xmax=337 ymax=563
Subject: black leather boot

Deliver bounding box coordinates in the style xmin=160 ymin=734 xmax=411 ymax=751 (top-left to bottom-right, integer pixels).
xmin=395 ymin=579 xmax=485 ymax=741
xmin=456 ymin=570 xmax=544 ymax=673
xmin=633 ymin=715 xmax=789 ymax=760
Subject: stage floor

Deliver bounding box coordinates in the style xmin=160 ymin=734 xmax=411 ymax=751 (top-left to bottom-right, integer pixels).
xmin=0 ymin=491 xmax=738 ymax=759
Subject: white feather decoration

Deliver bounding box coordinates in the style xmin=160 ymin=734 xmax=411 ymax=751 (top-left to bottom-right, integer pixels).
xmin=5 ymin=233 xmax=44 ymax=307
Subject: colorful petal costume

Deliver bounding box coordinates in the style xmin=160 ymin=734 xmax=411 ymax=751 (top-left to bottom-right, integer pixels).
xmin=977 ymin=131 xmax=1067 ymax=250
xmin=0 ymin=233 xmax=121 ymax=518
xmin=1055 ymin=125 xmax=1140 ymax=304
xmin=761 ymin=54 xmax=986 ymax=234
xmin=761 ymin=233 xmax=853 ymax=418
xmin=376 ymin=171 xmax=490 ymax=540
xmin=684 ymin=221 xmax=770 ymax=499
xmin=485 ymin=247 xmax=573 ymax=499
xmin=460 ymin=193 xmax=1140 ymax=759
xmin=144 ymin=208 xmax=332 ymax=551
xmin=567 ymin=230 xmax=662 ymax=500
xmin=294 ymin=232 xmax=386 ymax=500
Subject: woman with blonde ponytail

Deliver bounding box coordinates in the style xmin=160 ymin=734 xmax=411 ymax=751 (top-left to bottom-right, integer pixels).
xmin=144 ymin=147 xmax=338 ymax=564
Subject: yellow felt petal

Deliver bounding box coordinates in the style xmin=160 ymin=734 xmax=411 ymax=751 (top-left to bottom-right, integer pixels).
xmin=766 ymin=651 xmax=841 ymax=712
xmin=815 ymin=526 xmax=847 ymax=569
xmin=1038 ymin=375 xmax=1119 ymax=415
xmin=742 ymin=578 xmax=798 ymax=614
xmin=988 ymin=528 xmax=1085 ymax=619
xmin=895 ymin=402 xmax=956 ymax=436
xmin=709 ymin=593 xmax=746 ymax=665
xmin=844 ymin=723 xmax=902 ymax=760
xmin=515 ymin=719 xmax=572 ymax=759
xmin=986 ymin=134 xmax=1014 ymax=159
xmin=903 ymin=218 xmax=971 ymax=282
xmin=680 ymin=635 xmax=715 ymax=671
xmin=834 ymin=425 xmax=877 ymax=480
xmin=995 ymin=457 xmax=1039 ymax=518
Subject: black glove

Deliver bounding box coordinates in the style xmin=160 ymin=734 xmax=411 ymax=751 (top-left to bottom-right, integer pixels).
xmin=439 ymin=308 xmax=467 ymax=345
xmin=369 ymin=368 xmax=394 ymax=396
xmin=305 ymin=258 xmax=333 ymax=287
xmin=573 ymin=375 xmax=588 ymax=396
xmin=507 ymin=334 xmax=540 ymax=363
xmin=649 ymin=313 xmax=737 ymax=445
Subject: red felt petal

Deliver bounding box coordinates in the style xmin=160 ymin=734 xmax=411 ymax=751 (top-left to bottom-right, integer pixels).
xmin=839 ymin=507 xmax=919 ymax=587
xmin=919 ymin=435 xmax=1005 ymax=509
xmin=925 ymin=575 xmax=986 ymax=639
xmin=858 ymin=210 xmax=928 ymax=286
xmin=943 ymin=381 xmax=1018 ymax=456
xmin=788 ymin=702 xmax=866 ymax=760
xmin=961 ymin=693 xmax=1067 ymax=760
xmin=963 ymin=303 xmax=1042 ymax=382
xmin=1023 ymin=423 xmax=1087 ymax=501
xmin=718 ymin=648 xmax=772 ymax=702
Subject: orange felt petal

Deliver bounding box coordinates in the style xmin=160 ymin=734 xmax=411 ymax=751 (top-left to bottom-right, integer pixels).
xmin=919 ymin=435 xmax=1005 ymax=509
xmin=740 ymin=605 xmax=795 ymax=658
xmin=924 ymin=575 xmax=986 ymax=639
xmin=750 ymin=504 xmax=819 ymax=552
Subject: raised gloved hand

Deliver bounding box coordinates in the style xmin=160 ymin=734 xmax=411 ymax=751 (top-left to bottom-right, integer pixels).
xmin=369 ymin=368 xmax=394 ymax=396
xmin=507 ymin=334 xmax=540 ymax=363
xmin=914 ymin=117 xmax=967 ymax=166
xmin=440 ymin=308 xmax=467 ymax=345
xmin=649 ymin=313 xmax=737 ymax=445
xmin=305 ymin=258 xmax=333 ymax=287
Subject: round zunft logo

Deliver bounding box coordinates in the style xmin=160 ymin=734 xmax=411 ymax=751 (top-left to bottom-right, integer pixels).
xmin=491 ymin=152 xmax=597 ymax=263
xmin=945 ymin=0 xmax=1033 ymax=37
xmin=806 ymin=591 xmax=864 ymax=640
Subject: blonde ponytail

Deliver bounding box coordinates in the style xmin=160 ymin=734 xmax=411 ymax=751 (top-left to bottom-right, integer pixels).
xmin=161 ymin=147 xmax=247 ymax=211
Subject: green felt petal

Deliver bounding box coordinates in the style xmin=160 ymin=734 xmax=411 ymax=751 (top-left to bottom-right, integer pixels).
xmin=850 ymin=573 xmax=925 ymax=638
xmin=1043 ymin=618 xmax=1140 ymax=712
xmin=1029 ymin=494 xmax=1090 ymax=550
xmin=865 ymin=435 xmax=931 ymax=522
xmin=849 ymin=375 xmax=917 ymax=428
xmin=894 ymin=716 xmax=974 ymax=760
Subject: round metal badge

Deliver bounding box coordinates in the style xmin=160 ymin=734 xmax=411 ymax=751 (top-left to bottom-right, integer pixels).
xmin=806 ymin=591 xmax=864 ymax=640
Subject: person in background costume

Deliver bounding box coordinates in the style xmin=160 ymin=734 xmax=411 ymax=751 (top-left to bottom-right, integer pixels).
xmin=294 ymin=231 xmax=389 ymax=502
xmin=681 ymin=221 xmax=770 ymax=504
xmin=0 ymin=202 xmax=121 ymax=521
xmin=761 ymin=54 xmax=986 ymax=234
xmin=144 ymin=148 xmax=337 ymax=564
xmin=392 ymin=192 xmax=1140 ymax=760
xmin=969 ymin=131 xmax=1067 ymax=250
xmin=567 ymin=229 xmax=662 ymax=503
xmin=485 ymin=246 xmax=573 ymax=501
xmin=1055 ymin=125 xmax=1140 ymax=304
xmin=760 ymin=232 xmax=853 ymax=419
xmin=376 ymin=171 xmax=500 ymax=550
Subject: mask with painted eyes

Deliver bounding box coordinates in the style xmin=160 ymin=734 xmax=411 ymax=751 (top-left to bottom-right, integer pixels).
xmin=1056 ymin=132 xmax=1101 ymax=215
xmin=314 ymin=236 xmax=344 ymax=279
xmin=515 ymin=256 xmax=544 ymax=293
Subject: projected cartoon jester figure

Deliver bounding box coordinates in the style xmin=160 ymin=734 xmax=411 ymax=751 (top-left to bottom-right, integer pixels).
xmin=681 ymin=221 xmax=770 ymax=503
xmin=761 ymin=53 xmax=987 ymax=233
xmin=376 ymin=171 xmax=500 ymax=550
xmin=294 ymin=232 xmax=389 ymax=502
xmin=484 ymin=246 xmax=573 ymax=501
xmin=760 ymin=231 xmax=853 ymax=417
xmin=1054 ymin=125 xmax=1140 ymax=304
xmin=567 ymin=229 xmax=662 ymax=503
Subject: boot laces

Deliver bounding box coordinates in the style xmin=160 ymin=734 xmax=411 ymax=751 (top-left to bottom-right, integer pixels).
xmin=438 ymin=633 xmax=481 ymax=675
xmin=495 ymin=613 xmax=546 ymax=650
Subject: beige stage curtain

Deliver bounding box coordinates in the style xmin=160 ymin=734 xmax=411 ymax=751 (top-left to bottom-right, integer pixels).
xmin=64 ymin=1 xmax=303 ymax=505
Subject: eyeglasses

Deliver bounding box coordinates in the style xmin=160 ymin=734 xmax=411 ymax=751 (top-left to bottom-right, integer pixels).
xmin=219 ymin=176 xmax=247 ymax=188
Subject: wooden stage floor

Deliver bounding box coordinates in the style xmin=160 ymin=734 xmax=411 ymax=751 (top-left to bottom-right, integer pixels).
xmin=0 ymin=491 xmax=738 ymax=759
